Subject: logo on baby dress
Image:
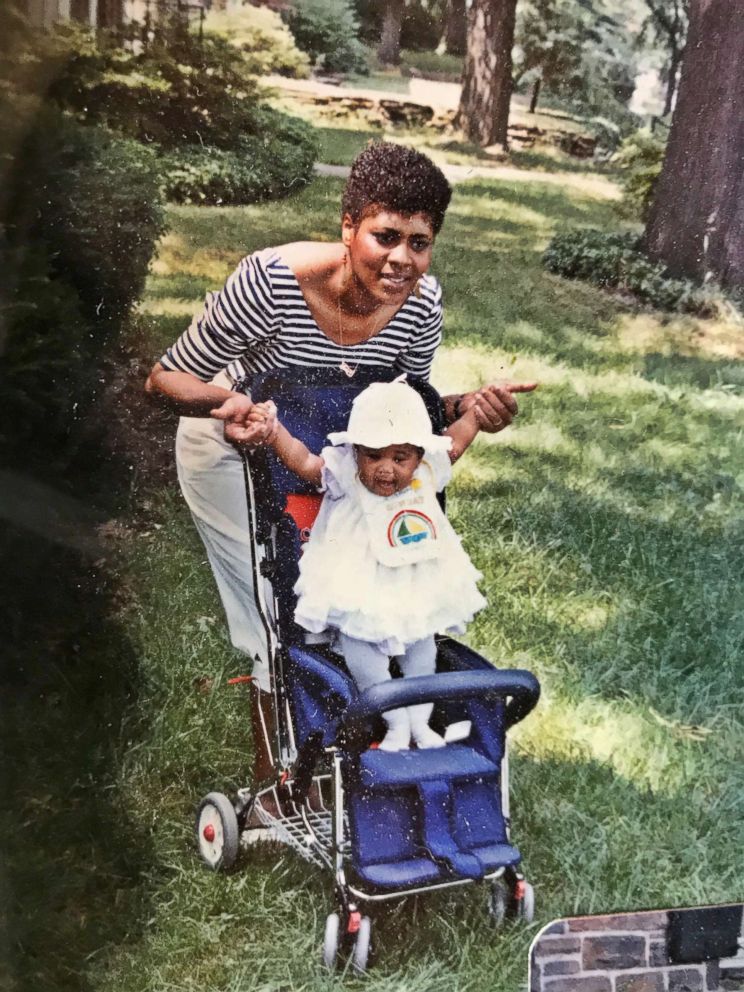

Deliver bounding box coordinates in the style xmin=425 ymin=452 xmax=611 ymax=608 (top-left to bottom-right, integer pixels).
xmin=387 ymin=510 xmax=437 ymax=547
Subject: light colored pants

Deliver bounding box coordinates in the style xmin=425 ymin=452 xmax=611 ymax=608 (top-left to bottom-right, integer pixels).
xmin=175 ymin=373 xmax=273 ymax=690
xmin=336 ymin=633 xmax=437 ymax=690
xmin=337 ymin=634 xmax=439 ymax=747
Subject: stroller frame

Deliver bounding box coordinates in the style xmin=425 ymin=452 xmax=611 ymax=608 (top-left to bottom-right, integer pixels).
xmin=195 ymin=369 xmax=540 ymax=971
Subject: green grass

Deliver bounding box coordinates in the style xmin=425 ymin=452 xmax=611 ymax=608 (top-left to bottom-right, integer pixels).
xmin=344 ymin=71 xmax=413 ymax=95
xmin=271 ymin=87 xmax=601 ymax=175
xmin=4 ymin=160 xmax=744 ymax=991
xmin=313 ymin=125 xmax=384 ymax=167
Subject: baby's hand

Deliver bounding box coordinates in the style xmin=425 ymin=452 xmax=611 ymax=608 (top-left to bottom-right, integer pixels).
xmin=247 ymin=401 xmax=275 ymax=423
xmin=242 ymin=400 xmax=278 ymax=446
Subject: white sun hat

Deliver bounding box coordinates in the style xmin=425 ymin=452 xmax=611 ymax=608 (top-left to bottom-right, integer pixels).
xmin=327 ymin=380 xmax=452 ymax=453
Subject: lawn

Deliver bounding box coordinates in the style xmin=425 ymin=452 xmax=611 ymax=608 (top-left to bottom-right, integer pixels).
xmin=268 ymin=83 xmax=605 ymax=176
xmin=5 ymin=163 xmax=744 ymax=992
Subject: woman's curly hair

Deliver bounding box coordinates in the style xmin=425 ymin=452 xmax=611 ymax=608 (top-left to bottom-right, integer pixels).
xmin=341 ymin=142 xmax=452 ymax=234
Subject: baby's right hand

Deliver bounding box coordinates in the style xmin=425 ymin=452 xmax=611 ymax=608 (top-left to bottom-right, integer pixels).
xmin=247 ymin=401 xmax=275 ymax=423
xmin=242 ymin=401 xmax=278 ymax=446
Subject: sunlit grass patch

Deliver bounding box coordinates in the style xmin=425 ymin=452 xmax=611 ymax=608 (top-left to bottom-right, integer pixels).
xmin=137 ymin=296 xmax=202 ymax=318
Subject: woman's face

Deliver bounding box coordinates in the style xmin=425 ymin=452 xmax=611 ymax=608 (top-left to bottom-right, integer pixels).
xmin=342 ymin=209 xmax=435 ymax=305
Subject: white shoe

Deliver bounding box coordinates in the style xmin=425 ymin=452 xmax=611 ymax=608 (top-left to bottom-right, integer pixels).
xmin=378 ymin=707 xmax=411 ymax=751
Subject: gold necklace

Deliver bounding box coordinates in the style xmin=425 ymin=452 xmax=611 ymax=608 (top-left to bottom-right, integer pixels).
xmin=335 ymin=254 xmax=422 ymax=377
xmin=336 ymin=264 xmax=386 ymax=379
xmin=338 ymin=308 xmax=384 ymax=378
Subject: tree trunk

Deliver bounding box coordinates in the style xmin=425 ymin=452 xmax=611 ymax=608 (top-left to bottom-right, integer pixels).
xmin=529 ymin=75 xmax=541 ymax=114
xmin=644 ymin=0 xmax=744 ymax=288
xmin=378 ymin=0 xmax=405 ymax=66
xmin=439 ymin=0 xmax=467 ymax=56
xmin=457 ymin=0 xmax=518 ymax=148
xmin=662 ymin=45 xmax=684 ymax=116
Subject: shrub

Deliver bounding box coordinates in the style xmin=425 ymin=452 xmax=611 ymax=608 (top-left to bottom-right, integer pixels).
xmin=44 ymin=27 xmax=319 ymax=205
xmin=543 ymin=229 xmax=732 ymax=316
xmin=204 ymin=4 xmax=310 ymax=78
xmin=48 ymin=31 xmax=265 ymax=151
xmin=286 ymin=0 xmax=368 ymax=75
xmin=613 ymin=129 xmax=666 ymax=220
xmin=15 ymin=108 xmax=165 ymax=318
xmin=161 ymin=108 xmax=318 ymax=206
xmin=1 ymin=101 xmax=166 ymax=460
xmin=400 ymin=49 xmax=464 ymax=82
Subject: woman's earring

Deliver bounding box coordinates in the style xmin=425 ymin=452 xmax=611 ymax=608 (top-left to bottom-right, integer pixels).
xmin=341 ymin=250 xmax=353 ymax=291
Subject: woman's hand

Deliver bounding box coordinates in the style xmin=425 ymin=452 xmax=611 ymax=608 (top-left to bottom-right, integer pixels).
xmin=211 ymin=396 xmax=278 ymax=448
xmin=457 ymin=381 xmax=538 ymax=433
xmin=210 ymin=393 xmax=259 ymax=447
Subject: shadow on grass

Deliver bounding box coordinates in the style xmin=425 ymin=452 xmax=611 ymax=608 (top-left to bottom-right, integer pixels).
xmin=511 ymin=751 xmax=742 ymax=912
xmin=509 ymin=147 xmax=616 ymax=176
xmin=314 ymin=125 xmax=383 ymax=166
xmin=454 ymin=180 xmax=621 ymax=228
xmin=642 ymin=352 xmax=744 ymax=393
xmin=0 ymin=524 xmax=152 ymax=991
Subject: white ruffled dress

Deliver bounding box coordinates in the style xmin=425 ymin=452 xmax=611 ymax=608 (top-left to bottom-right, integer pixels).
xmin=293 ymin=445 xmax=486 ymax=656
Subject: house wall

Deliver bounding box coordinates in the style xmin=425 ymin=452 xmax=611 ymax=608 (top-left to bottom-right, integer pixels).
xmin=531 ymin=912 xmax=722 ymax=992
xmin=718 ymin=913 xmax=744 ymax=990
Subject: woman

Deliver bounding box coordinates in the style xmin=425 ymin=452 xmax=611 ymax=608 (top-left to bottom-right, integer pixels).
xmin=145 ymin=142 xmax=535 ymax=794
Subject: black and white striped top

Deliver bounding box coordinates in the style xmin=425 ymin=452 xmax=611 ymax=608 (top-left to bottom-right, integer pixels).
xmin=159 ymin=249 xmax=443 ymax=384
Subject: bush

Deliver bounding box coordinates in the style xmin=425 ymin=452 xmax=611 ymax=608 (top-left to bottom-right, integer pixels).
xmin=15 ymin=108 xmax=165 ymax=318
xmin=204 ymin=4 xmax=310 ymax=78
xmin=161 ymin=109 xmax=318 ymax=206
xmin=286 ymin=0 xmax=368 ymax=75
xmin=45 ymin=27 xmax=319 ymax=205
xmin=613 ymin=129 xmax=666 ymax=220
xmin=48 ymin=31 xmax=264 ymax=151
xmin=400 ymin=49 xmax=463 ymax=82
xmin=543 ymin=229 xmax=732 ymax=316
xmin=1 ymin=101 xmax=166 ymax=460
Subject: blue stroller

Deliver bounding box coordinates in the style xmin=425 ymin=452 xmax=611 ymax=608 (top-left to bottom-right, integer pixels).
xmin=195 ymin=368 xmax=540 ymax=972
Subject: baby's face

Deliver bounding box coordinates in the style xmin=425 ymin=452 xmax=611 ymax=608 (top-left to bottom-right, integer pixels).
xmin=355 ymin=443 xmax=423 ymax=497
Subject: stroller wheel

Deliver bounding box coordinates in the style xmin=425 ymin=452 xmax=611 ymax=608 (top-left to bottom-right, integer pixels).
xmin=487 ymin=880 xmax=508 ymax=927
xmin=322 ymin=912 xmax=340 ymax=970
xmin=196 ymin=792 xmax=240 ymax=871
xmin=516 ymin=881 xmax=535 ymax=923
xmin=351 ymin=916 xmax=372 ymax=974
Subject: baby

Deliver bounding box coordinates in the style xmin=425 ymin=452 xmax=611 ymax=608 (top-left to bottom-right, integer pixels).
xmin=247 ymin=381 xmax=487 ymax=751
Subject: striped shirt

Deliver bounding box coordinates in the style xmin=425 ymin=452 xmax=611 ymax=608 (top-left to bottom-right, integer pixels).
xmin=159 ymin=249 xmax=443 ymax=384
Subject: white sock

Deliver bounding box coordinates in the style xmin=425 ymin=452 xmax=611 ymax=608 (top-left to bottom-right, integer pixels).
xmin=409 ymin=704 xmax=446 ymax=749
xmin=379 ymin=708 xmax=411 ymax=751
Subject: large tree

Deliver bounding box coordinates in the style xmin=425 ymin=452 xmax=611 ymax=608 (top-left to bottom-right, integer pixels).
xmin=457 ymin=0 xmax=518 ymax=148
xmin=644 ymin=0 xmax=744 ymax=288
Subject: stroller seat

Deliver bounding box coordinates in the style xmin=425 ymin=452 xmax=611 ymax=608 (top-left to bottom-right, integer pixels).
xmin=351 ymin=744 xmax=521 ymax=888
xmin=286 ymin=635 xmax=529 ymax=892
xmin=358 ymin=743 xmax=498 ymax=788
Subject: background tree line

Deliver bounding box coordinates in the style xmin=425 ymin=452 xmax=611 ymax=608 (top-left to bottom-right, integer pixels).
xmin=266 ymin=0 xmax=741 ymax=292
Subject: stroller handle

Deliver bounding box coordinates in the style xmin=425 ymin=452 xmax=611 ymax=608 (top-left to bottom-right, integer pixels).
xmin=341 ymin=669 xmax=540 ymax=750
